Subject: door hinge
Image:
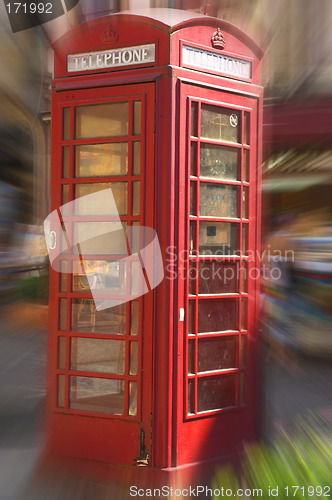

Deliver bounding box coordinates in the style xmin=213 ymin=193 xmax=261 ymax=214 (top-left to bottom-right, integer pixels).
xmin=134 ymin=427 xmax=149 ymax=466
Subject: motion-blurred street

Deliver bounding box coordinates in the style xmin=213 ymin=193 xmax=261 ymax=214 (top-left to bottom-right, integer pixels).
xmin=0 ymin=306 xmax=331 ymax=499
xmin=0 ymin=311 xmax=47 ymax=500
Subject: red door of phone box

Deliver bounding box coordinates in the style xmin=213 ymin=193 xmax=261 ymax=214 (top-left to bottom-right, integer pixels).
xmin=46 ymin=8 xmax=263 ymax=477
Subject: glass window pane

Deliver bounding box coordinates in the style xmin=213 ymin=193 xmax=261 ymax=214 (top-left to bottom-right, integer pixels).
xmin=191 ymin=101 xmax=198 ymax=137
xmin=133 ymin=142 xmax=141 ymax=175
xmin=191 ymin=142 xmax=197 ymax=176
xmin=200 ymin=144 xmax=239 ymax=180
xmin=241 ymin=297 xmax=248 ymax=331
xmin=242 ymin=224 xmax=248 ymax=255
xmin=131 ymin=260 xmax=147 ymax=296
xmin=70 ymin=376 xmax=124 ymax=414
xmin=71 ymin=338 xmax=125 ymax=374
xmin=199 ymin=221 xmax=239 ymax=255
xmin=60 ymin=261 xmax=68 ymax=292
xmin=243 ymin=112 xmax=249 ymax=145
xmin=63 ymin=108 xmax=70 ymax=140
xmin=188 ymin=339 xmax=195 ymax=374
xmin=188 ymin=300 xmax=195 ymax=334
xmin=75 ymin=143 xmax=128 ymax=177
xmin=132 ymin=181 xmax=140 ymax=215
xmin=197 ymin=374 xmax=236 ymax=412
xmin=62 ymin=184 xmax=69 ymax=205
xmin=188 ymin=379 xmax=195 ymax=414
xmin=75 ymin=102 xmax=128 ymax=139
xmin=129 ymin=341 xmax=138 ymax=376
xmin=197 ymin=261 xmax=240 ymax=294
xmin=243 ymin=149 xmax=249 ymax=182
xmin=190 ymin=182 xmax=196 ymax=215
xmin=59 ymin=298 xmax=67 ymax=331
xmin=197 ymin=298 xmax=239 ymax=333
xmin=133 ymin=101 xmax=141 ymax=135
xmin=72 ymin=259 xmax=125 ymax=295
xmin=129 ymin=381 xmax=137 ymax=416
xmin=57 ymin=375 xmax=65 ymax=408
xmin=241 ymin=261 xmax=248 ymax=293
xmin=74 ymin=182 xmax=127 ymax=216
xmin=189 ymin=261 xmax=197 ymax=295
xmin=71 ymin=300 xmax=126 ymax=335
xmin=73 ymin=221 xmax=128 ymax=256
xmin=128 ymin=222 xmax=140 ymax=254
xmin=190 ymin=221 xmax=197 ymax=255
xmin=58 ymin=337 xmax=66 ymax=370
xmin=200 ymin=183 xmax=239 ymax=218
xmin=242 ymin=187 xmax=249 ymax=219
xmin=198 ymin=336 xmax=238 ymax=372
xmin=63 ymin=146 xmax=70 ymax=178
xmin=241 ymin=335 xmax=247 ymax=368
xmin=201 ymin=105 xmax=240 ymax=143
xmin=131 ymin=301 xmax=139 ymax=336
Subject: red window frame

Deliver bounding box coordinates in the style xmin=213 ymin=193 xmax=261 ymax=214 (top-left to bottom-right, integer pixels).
xmin=184 ymin=93 xmax=256 ymax=420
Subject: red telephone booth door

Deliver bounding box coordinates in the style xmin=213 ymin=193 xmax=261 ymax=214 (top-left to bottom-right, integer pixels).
xmin=48 ymin=83 xmax=155 ymax=465
xmin=176 ymin=82 xmax=261 ymax=465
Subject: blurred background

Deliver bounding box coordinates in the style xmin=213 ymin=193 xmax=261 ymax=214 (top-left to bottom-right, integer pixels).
xmin=0 ymin=0 xmax=331 ymax=498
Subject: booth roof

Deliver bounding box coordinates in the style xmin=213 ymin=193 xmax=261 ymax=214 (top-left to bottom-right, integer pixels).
xmin=52 ymin=8 xmax=263 ymax=58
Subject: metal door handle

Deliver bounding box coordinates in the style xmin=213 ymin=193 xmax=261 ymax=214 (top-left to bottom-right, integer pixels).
xmin=49 ymin=230 xmax=57 ymax=250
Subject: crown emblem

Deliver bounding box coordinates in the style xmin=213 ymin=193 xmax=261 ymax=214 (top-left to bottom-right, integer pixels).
xmin=101 ymin=24 xmax=119 ymax=44
xmin=211 ymin=28 xmax=225 ymax=50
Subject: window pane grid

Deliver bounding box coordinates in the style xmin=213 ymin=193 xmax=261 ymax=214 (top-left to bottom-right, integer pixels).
xmin=55 ymin=334 xmax=140 ymax=414
xmin=56 ymin=97 xmax=145 ymax=419
xmin=186 ymin=100 xmax=250 ymax=417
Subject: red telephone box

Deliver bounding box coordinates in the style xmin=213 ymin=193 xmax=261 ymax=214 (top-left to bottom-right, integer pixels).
xmin=46 ymin=8 xmax=263 ymax=474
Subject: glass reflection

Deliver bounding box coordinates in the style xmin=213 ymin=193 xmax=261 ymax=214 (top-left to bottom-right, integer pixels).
xmin=75 ymin=143 xmax=128 ymax=177
xmin=197 ymin=336 xmax=238 ymax=372
xmin=71 ymin=338 xmax=125 ymax=374
xmin=199 ymin=183 xmax=239 ymax=218
xmin=73 ymin=222 xmax=127 ymax=256
xmin=197 ymin=374 xmax=236 ymax=412
xmin=199 ymin=221 xmax=239 ymax=255
xmin=197 ymin=298 xmax=239 ymax=332
xmin=72 ymin=260 xmax=126 ymax=295
xmin=70 ymin=376 xmax=124 ymax=414
xmin=129 ymin=382 xmax=137 ymax=416
xmin=200 ymin=144 xmax=239 ymax=180
xmin=74 ymin=183 xmax=128 ymax=216
xmin=75 ymin=102 xmax=128 ymax=139
xmin=201 ymin=104 xmax=240 ymax=143
xmin=71 ymin=300 xmax=126 ymax=334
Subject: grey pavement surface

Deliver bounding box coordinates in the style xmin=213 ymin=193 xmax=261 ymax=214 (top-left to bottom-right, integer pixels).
xmin=0 ymin=315 xmax=47 ymax=500
xmin=0 ymin=309 xmax=331 ymax=499
xmin=262 ymin=342 xmax=332 ymax=439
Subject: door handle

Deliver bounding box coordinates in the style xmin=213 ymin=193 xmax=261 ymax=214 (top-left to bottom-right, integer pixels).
xmin=49 ymin=230 xmax=57 ymax=250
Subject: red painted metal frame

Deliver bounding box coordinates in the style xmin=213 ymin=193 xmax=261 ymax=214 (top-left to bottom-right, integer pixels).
xmin=173 ymin=78 xmax=262 ymax=467
xmin=46 ymin=83 xmax=155 ymax=466
xmin=48 ymin=10 xmax=263 ymax=473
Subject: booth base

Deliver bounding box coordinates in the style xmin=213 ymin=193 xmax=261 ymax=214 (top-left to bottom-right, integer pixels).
xmin=24 ymin=450 xmax=241 ymax=500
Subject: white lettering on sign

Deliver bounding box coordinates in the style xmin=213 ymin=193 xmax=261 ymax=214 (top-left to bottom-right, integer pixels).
xmin=67 ymin=44 xmax=155 ymax=72
xmin=182 ymin=45 xmax=251 ymax=80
